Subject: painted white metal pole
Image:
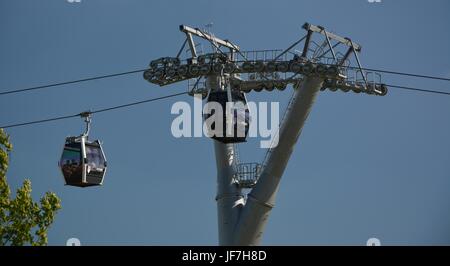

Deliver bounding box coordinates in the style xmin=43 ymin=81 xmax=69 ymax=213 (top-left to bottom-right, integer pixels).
xmin=232 ymin=76 xmax=324 ymax=245
xmin=214 ymin=141 xmax=244 ymax=245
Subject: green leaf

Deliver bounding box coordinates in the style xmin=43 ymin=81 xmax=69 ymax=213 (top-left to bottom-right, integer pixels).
xmin=0 ymin=129 xmax=61 ymax=246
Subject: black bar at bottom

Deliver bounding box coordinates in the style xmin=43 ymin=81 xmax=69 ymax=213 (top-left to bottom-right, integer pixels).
xmin=0 ymin=246 xmax=448 ymax=265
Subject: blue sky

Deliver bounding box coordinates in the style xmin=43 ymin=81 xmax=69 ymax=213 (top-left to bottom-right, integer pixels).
xmin=1 ymin=0 xmax=450 ymax=245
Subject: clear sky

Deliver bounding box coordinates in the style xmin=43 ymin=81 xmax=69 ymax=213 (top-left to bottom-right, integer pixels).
xmin=1 ymin=0 xmax=450 ymax=245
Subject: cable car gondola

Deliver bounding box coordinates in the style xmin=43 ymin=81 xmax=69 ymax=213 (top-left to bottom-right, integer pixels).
xmin=204 ymin=90 xmax=250 ymax=143
xmin=58 ymin=112 xmax=107 ymax=187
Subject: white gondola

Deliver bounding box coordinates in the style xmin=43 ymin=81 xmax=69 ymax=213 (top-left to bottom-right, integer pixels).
xmin=58 ymin=113 xmax=107 ymax=187
xmin=204 ymin=90 xmax=250 ymax=143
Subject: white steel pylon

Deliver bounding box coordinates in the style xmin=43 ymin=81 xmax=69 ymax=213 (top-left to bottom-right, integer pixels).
xmin=144 ymin=23 xmax=387 ymax=245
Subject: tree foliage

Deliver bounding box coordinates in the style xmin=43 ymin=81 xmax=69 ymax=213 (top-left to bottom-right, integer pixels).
xmin=0 ymin=128 xmax=61 ymax=246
